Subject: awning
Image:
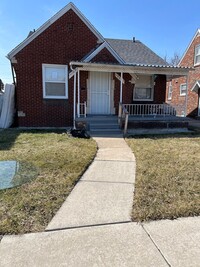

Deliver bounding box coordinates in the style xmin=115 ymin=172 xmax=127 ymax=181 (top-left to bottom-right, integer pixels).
xmin=191 ymin=80 xmax=200 ymax=93
xmin=70 ymin=61 xmax=192 ymax=77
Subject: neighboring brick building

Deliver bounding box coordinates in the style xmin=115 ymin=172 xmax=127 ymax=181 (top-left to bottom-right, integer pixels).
xmin=7 ymin=2 xmax=190 ymax=127
xmin=166 ymin=29 xmax=200 ymax=117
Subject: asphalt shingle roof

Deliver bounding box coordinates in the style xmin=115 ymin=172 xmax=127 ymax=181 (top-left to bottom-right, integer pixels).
xmin=105 ymin=38 xmax=168 ymax=66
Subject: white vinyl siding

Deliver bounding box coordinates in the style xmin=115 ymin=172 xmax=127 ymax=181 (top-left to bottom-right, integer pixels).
xmin=133 ymin=75 xmax=154 ymax=101
xmin=194 ymin=44 xmax=200 ymax=66
xmin=180 ymin=83 xmax=187 ymax=96
xmin=42 ymin=64 xmax=68 ymax=99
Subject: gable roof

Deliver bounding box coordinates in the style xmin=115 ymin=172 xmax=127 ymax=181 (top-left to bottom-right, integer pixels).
xmin=105 ymin=38 xmax=168 ymax=66
xmin=7 ymin=2 xmax=104 ymax=59
xmin=179 ymin=29 xmax=200 ymax=66
xmin=82 ymin=42 xmax=125 ymax=64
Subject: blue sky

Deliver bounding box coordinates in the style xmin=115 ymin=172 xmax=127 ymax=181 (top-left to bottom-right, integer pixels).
xmin=0 ymin=0 xmax=199 ymax=84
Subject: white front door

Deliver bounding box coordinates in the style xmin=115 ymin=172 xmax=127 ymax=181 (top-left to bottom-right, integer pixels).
xmin=89 ymin=72 xmax=111 ymax=114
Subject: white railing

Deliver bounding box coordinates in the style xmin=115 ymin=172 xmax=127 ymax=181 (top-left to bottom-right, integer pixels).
xmin=118 ymin=103 xmax=177 ymax=135
xmin=77 ymin=102 xmax=87 ymax=118
xmin=123 ymin=103 xmax=176 ymax=117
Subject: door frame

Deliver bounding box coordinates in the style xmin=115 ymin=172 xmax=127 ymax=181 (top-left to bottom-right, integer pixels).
xmin=88 ymin=71 xmax=111 ymax=115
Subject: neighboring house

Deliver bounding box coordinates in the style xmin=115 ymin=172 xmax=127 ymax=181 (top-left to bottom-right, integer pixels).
xmin=7 ymin=2 xmax=190 ymax=128
xmin=166 ymin=29 xmax=200 ymax=117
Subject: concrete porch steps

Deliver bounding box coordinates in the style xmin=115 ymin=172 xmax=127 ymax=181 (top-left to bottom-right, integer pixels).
xmin=88 ymin=116 xmax=122 ymax=136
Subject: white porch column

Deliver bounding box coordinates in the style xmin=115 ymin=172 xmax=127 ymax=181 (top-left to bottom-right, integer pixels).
xmin=77 ymin=69 xmax=80 ymax=117
xmin=120 ymin=72 xmax=123 ymax=103
xmin=73 ymin=71 xmax=77 ymax=129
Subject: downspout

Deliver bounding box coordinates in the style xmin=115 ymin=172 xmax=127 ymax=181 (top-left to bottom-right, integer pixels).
xmin=184 ymin=74 xmax=189 ymax=117
xmin=11 ymin=64 xmax=16 ymax=85
xmin=7 ymin=55 xmax=16 ymax=85
xmin=120 ymin=72 xmax=123 ymax=103
xmin=70 ymin=64 xmax=77 ymax=129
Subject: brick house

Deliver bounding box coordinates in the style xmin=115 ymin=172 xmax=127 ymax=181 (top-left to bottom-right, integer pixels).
xmin=166 ymin=29 xmax=200 ymax=117
xmin=7 ymin=2 xmax=190 ymax=129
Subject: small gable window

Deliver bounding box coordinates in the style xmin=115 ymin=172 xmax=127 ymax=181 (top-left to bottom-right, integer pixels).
xmin=42 ymin=64 xmax=68 ymax=99
xmin=133 ymin=75 xmax=154 ymax=101
xmin=168 ymin=82 xmax=173 ymax=100
xmin=180 ymin=83 xmax=187 ymax=96
xmin=194 ymin=44 xmax=200 ymax=66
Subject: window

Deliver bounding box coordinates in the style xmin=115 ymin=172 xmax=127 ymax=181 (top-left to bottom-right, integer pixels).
xmin=168 ymin=82 xmax=173 ymax=100
xmin=180 ymin=83 xmax=187 ymax=96
xmin=42 ymin=64 xmax=68 ymax=99
xmin=133 ymin=75 xmax=154 ymax=101
xmin=194 ymin=44 xmax=200 ymax=66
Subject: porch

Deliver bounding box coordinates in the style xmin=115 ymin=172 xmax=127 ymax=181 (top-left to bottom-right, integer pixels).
xmin=70 ymin=61 xmax=191 ymax=135
xmin=75 ymin=103 xmax=190 ymax=136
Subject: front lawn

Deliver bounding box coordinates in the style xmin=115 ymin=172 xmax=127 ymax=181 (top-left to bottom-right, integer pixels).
xmin=0 ymin=129 xmax=96 ymax=235
xmin=126 ymin=133 xmax=200 ymax=222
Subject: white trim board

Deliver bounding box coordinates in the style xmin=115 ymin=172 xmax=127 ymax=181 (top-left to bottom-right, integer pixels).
xmin=7 ymin=2 xmax=104 ymax=60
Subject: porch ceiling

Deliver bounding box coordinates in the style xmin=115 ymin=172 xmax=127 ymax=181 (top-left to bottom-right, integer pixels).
xmin=70 ymin=61 xmax=192 ymax=76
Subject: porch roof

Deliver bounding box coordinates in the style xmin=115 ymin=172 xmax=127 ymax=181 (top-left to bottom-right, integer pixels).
xmin=70 ymin=61 xmax=192 ymax=77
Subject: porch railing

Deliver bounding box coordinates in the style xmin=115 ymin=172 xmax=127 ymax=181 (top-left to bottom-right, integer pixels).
xmin=118 ymin=103 xmax=177 ymax=135
xmin=123 ymin=103 xmax=176 ymax=117
xmin=77 ymin=102 xmax=87 ymax=118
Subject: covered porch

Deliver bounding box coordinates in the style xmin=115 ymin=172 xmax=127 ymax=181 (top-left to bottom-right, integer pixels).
xmin=69 ymin=61 xmax=190 ymax=133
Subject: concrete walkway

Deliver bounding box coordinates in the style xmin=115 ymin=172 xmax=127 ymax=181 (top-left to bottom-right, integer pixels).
xmin=46 ymin=136 xmax=136 ymax=230
xmin=0 ymin=136 xmax=200 ymax=266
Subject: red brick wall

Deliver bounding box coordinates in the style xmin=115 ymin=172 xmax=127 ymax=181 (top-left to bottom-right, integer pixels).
xmin=13 ymin=9 xmax=99 ymax=127
xmin=166 ymin=33 xmax=200 ymax=117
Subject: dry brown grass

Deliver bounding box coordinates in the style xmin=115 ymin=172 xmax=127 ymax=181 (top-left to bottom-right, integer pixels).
xmin=0 ymin=129 xmax=96 ymax=234
xmin=126 ymin=133 xmax=200 ymax=222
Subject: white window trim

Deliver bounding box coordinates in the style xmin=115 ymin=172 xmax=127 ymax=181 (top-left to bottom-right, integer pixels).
xmin=168 ymin=82 xmax=172 ymax=100
xmin=42 ymin=64 xmax=68 ymax=99
xmin=180 ymin=83 xmax=187 ymax=96
xmin=194 ymin=44 xmax=200 ymax=66
xmin=133 ymin=76 xmax=154 ymax=101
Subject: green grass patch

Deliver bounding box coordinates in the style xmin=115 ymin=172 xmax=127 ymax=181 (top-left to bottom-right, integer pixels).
xmin=0 ymin=129 xmax=96 ymax=234
xmin=126 ymin=133 xmax=200 ymax=222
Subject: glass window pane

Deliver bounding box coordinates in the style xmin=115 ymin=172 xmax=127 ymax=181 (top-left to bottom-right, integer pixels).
xmin=135 ymin=88 xmax=152 ymax=99
xmin=196 ymin=45 xmax=200 ymax=55
xmin=195 ymin=55 xmax=200 ymax=64
xmin=45 ymin=82 xmax=65 ymax=96
xmin=45 ymin=67 xmax=65 ymax=82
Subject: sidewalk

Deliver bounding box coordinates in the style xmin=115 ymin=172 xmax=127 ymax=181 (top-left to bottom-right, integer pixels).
xmin=46 ymin=136 xmax=136 ymax=230
xmin=0 ymin=136 xmax=200 ymax=267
